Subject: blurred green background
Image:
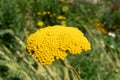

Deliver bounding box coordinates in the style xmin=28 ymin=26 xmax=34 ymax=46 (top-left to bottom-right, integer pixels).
xmin=0 ymin=0 xmax=120 ymax=80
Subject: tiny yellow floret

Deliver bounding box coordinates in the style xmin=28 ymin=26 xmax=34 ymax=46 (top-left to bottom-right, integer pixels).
xmin=26 ymin=25 xmax=91 ymax=65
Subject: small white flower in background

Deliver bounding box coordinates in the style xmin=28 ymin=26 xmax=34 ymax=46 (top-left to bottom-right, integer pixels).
xmin=108 ymin=32 xmax=116 ymax=37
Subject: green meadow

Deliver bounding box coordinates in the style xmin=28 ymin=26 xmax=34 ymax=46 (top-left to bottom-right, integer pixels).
xmin=0 ymin=0 xmax=120 ymax=80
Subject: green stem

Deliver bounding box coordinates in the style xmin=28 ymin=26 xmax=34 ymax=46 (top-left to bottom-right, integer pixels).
xmin=16 ymin=51 xmax=36 ymax=72
xmin=0 ymin=50 xmax=10 ymax=60
xmin=63 ymin=58 xmax=82 ymax=80
xmin=68 ymin=66 xmax=82 ymax=80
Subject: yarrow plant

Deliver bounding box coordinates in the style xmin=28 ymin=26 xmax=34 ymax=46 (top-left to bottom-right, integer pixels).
xmin=26 ymin=25 xmax=91 ymax=65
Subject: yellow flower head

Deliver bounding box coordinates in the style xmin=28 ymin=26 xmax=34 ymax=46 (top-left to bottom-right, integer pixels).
xmin=61 ymin=21 xmax=66 ymax=26
xmin=37 ymin=12 xmax=41 ymax=16
xmin=94 ymin=22 xmax=107 ymax=34
xmin=43 ymin=11 xmax=47 ymax=15
xmin=37 ymin=21 xmax=44 ymax=27
xmin=57 ymin=16 xmax=66 ymax=20
xmin=26 ymin=25 xmax=91 ymax=65
xmin=60 ymin=0 xmax=64 ymax=2
xmin=62 ymin=5 xmax=69 ymax=12
xmin=47 ymin=11 xmax=51 ymax=14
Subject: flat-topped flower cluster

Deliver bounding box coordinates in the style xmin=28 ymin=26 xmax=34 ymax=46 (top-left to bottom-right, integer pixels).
xmin=26 ymin=25 xmax=91 ymax=65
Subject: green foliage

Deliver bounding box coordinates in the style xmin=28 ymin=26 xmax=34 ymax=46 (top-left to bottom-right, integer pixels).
xmin=0 ymin=0 xmax=120 ymax=80
xmin=112 ymin=9 xmax=120 ymax=25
